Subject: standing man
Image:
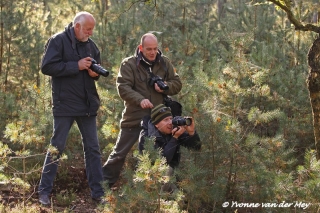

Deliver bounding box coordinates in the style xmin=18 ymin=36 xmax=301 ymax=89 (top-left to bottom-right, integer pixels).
xmin=38 ymin=11 xmax=104 ymax=205
xmin=102 ymin=33 xmax=182 ymax=187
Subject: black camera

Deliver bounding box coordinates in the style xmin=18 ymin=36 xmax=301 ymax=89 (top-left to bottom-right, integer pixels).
xmin=90 ymin=59 xmax=109 ymax=77
xmin=172 ymin=116 xmax=192 ymax=127
xmin=149 ymin=74 xmax=169 ymax=90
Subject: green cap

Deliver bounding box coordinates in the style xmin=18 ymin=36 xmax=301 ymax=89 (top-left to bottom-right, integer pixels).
xmin=151 ymin=104 xmax=172 ymax=125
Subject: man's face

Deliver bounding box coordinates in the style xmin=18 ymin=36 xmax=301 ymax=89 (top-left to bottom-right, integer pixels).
xmin=155 ymin=116 xmax=173 ymax=135
xmin=140 ymin=37 xmax=158 ymax=61
xmin=75 ymin=18 xmax=95 ymax=42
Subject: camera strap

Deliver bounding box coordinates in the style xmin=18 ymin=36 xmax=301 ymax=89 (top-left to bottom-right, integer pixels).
xmin=136 ymin=49 xmax=168 ymax=80
xmin=146 ymin=67 xmax=154 ymax=77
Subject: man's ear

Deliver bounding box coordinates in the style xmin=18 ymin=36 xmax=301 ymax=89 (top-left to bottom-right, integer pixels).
xmin=74 ymin=23 xmax=81 ymax=31
xmin=138 ymin=44 xmax=143 ymax=52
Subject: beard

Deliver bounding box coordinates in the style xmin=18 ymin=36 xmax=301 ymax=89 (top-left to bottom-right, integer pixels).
xmin=77 ymin=26 xmax=89 ymax=42
xmin=78 ymin=32 xmax=89 ymax=42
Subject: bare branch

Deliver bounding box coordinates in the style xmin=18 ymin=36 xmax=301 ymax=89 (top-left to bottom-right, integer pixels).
xmin=116 ymin=0 xmax=157 ymax=19
xmin=267 ymin=0 xmax=320 ymax=33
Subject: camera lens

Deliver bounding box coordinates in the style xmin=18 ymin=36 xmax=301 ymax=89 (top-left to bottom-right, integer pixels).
xmin=156 ymin=81 xmax=169 ymax=90
xmin=91 ymin=64 xmax=109 ymax=77
xmin=185 ymin=118 xmax=192 ymax=126
xmin=172 ymin=116 xmax=192 ymax=127
xmin=90 ymin=59 xmax=109 ymax=77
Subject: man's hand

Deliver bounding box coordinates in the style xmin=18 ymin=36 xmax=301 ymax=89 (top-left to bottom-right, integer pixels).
xmin=172 ymin=126 xmax=185 ymax=139
xmin=78 ymin=57 xmax=99 ymax=77
xmin=185 ymin=117 xmax=195 ymax=136
xmin=88 ymin=68 xmax=99 ymax=77
xmin=154 ymin=83 xmax=164 ymax=93
xmin=78 ymin=57 xmax=92 ymax=70
xmin=140 ymin=99 xmax=153 ymax=109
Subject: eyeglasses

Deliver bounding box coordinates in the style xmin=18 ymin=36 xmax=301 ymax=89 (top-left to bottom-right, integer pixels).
xmin=153 ymin=107 xmax=171 ymax=118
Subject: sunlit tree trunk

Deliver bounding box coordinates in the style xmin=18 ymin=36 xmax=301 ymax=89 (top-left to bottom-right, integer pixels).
xmin=0 ymin=1 xmax=3 ymax=77
xmin=307 ymin=38 xmax=320 ymax=159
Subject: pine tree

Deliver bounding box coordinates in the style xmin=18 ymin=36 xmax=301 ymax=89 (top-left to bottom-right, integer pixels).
xmin=0 ymin=0 xmax=318 ymax=211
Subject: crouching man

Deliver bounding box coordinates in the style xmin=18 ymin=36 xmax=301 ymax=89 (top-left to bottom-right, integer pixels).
xmin=139 ymin=104 xmax=201 ymax=192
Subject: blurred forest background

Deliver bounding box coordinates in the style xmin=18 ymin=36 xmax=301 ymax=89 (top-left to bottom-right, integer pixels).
xmin=1 ymin=0 xmax=320 ymax=212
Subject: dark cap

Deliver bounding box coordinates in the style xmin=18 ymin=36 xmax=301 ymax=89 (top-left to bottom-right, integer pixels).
xmin=151 ymin=104 xmax=172 ymax=125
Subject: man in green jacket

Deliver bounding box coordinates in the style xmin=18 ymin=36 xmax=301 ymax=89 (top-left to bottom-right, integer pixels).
xmin=102 ymin=33 xmax=182 ymax=187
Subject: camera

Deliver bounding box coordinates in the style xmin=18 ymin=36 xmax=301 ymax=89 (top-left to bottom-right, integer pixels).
xmin=149 ymin=74 xmax=169 ymax=90
xmin=172 ymin=116 xmax=192 ymax=127
xmin=90 ymin=59 xmax=109 ymax=77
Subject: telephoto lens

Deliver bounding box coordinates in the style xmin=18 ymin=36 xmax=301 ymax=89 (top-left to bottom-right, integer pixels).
xmin=172 ymin=116 xmax=192 ymax=127
xmin=90 ymin=59 xmax=109 ymax=77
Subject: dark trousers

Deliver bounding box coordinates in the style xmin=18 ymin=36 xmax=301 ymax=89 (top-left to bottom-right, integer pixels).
xmin=38 ymin=116 xmax=104 ymax=198
xmin=102 ymin=127 xmax=141 ymax=184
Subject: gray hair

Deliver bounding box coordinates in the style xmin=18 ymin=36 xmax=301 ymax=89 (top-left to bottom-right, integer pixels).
xmin=73 ymin=11 xmax=95 ymax=25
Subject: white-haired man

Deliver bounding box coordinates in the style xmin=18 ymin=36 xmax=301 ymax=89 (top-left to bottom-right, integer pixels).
xmin=38 ymin=11 xmax=105 ymax=205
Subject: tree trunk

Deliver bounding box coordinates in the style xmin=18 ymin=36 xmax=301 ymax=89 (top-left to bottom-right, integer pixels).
xmin=217 ymin=0 xmax=226 ymax=20
xmin=0 ymin=1 xmax=3 ymax=76
xmin=307 ymin=37 xmax=320 ymax=159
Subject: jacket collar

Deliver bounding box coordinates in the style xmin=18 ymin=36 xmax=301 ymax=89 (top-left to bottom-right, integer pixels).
xmin=147 ymin=121 xmax=162 ymax=137
xmin=135 ymin=46 xmax=163 ymax=67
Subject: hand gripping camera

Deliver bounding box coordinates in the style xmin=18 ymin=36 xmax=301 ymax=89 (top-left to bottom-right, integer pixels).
xmin=148 ymin=68 xmax=169 ymax=90
xmin=172 ymin=116 xmax=192 ymax=128
xmin=90 ymin=59 xmax=109 ymax=77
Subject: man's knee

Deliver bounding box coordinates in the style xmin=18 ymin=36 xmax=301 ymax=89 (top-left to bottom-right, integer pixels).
xmin=106 ymin=155 xmax=124 ymax=165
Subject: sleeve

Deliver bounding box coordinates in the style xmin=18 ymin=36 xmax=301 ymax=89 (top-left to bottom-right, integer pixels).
xmin=178 ymin=131 xmax=201 ymax=150
xmin=116 ymin=60 xmax=145 ymax=106
xmin=138 ymin=115 xmax=151 ymax=153
xmin=41 ymin=36 xmax=79 ymax=77
xmin=155 ymin=137 xmax=179 ymax=164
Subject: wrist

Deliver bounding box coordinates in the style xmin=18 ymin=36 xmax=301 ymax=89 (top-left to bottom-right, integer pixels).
xmin=186 ymin=127 xmax=195 ymax=135
xmin=188 ymin=131 xmax=195 ymax=136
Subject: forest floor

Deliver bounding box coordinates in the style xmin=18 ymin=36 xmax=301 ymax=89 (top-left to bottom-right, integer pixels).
xmin=0 ymin=166 xmax=116 ymax=213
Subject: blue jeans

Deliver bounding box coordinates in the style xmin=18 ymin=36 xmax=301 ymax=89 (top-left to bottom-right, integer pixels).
xmin=38 ymin=116 xmax=104 ymax=199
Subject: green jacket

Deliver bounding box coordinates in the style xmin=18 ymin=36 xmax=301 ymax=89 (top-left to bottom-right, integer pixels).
xmin=117 ymin=47 xmax=182 ymax=127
